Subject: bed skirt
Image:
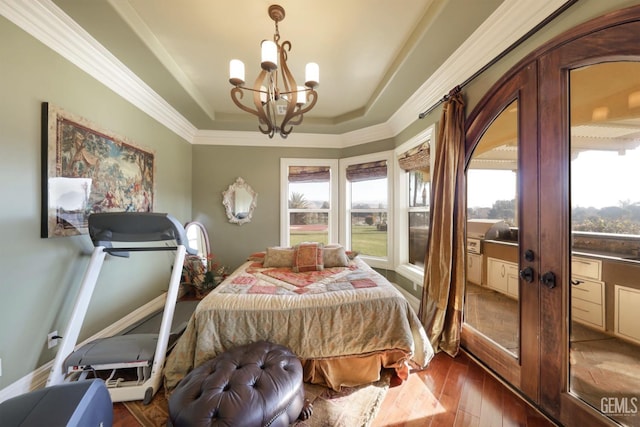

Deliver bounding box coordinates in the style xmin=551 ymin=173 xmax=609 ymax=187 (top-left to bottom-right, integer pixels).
xmin=301 ymin=349 xmax=410 ymax=390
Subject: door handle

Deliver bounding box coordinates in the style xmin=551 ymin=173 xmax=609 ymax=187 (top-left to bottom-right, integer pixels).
xmin=540 ymin=271 xmax=556 ymax=289
xmin=519 ymin=267 xmax=534 ymax=283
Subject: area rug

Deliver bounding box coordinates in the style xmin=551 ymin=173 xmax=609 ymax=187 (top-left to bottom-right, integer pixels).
xmin=124 ymin=371 xmax=391 ymax=427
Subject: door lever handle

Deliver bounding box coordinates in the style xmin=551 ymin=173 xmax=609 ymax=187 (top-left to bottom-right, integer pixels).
xmin=519 ymin=267 xmax=534 ymax=283
xmin=540 ymin=271 xmax=556 ymax=289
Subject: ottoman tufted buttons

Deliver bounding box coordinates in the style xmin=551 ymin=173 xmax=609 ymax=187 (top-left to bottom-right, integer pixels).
xmin=169 ymin=341 xmax=313 ymax=427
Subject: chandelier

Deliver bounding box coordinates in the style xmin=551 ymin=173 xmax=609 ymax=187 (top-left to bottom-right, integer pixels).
xmin=229 ymin=4 xmax=319 ymax=139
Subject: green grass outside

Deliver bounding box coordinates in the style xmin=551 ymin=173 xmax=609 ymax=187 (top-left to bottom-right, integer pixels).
xmin=290 ymin=225 xmax=387 ymax=257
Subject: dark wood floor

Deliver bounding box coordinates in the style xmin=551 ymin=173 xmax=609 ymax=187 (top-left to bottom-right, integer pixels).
xmin=373 ymin=351 xmax=555 ymax=427
xmin=112 ymin=350 xmax=556 ymax=426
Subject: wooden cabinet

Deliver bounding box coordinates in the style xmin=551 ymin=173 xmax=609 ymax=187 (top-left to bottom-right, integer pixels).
xmin=486 ymin=257 xmax=518 ymax=299
xmin=571 ymin=256 xmax=601 ymax=280
xmin=506 ymin=265 xmax=519 ymax=299
xmin=614 ymin=285 xmax=640 ymax=344
xmin=467 ymin=253 xmax=482 ymax=285
xmin=571 ymin=257 xmax=604 ymax=330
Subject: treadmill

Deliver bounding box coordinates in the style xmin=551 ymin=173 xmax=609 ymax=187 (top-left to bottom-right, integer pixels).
xmin=46 ymin=212 xmax=197 ymax=404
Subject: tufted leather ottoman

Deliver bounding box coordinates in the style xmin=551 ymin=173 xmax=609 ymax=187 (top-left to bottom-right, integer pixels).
xmin=168 ymin=341 xmax=312 ymax=427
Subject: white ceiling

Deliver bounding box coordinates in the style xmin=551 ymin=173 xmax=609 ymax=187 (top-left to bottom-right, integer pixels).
xmin=110 ymin=0 xmax=436 ymax=120
xmin=1 ymin=0 xmax=574 ymax=145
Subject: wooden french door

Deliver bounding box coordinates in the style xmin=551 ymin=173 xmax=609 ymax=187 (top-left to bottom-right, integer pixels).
xmin=538 ymin=8 xmax=640 ymax=426
xmin=463 ymin=5 xmax=640 ymax=426
xmin=462 ymin=61 xmax=540 ymax=400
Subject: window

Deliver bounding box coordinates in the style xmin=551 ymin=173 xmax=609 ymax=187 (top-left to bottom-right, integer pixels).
xmin=280 ymin=159 xmax=339 ymax=246
xmin=394 ymin=127 xmax=434 ymax=282
xmin=408 ymin=170 xmax=430 ymax=268
xmin=345 ymin=159 xmax=389 ymax=259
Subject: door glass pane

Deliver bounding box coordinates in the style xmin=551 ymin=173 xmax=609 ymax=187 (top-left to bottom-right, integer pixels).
xmin=569 ymin=62 xmax=640 ymax=426
xmin=465 ymin=100 xmax=520 ymax=357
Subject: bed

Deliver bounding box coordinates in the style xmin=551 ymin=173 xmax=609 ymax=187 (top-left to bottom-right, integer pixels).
xmin=164 ymin=244 xmax=434 ymax=391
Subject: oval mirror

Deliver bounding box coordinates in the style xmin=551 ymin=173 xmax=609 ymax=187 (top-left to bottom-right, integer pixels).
xmin=222 ymin=177 xmax=257 ymax=225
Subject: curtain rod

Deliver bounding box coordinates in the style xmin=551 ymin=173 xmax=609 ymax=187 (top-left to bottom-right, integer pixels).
xmin=418 ymin=0 xmax=578 ymax=120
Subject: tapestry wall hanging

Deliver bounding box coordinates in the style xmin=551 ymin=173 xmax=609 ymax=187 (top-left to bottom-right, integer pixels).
xmin=41 ymin=102 xmax=155 ymax=238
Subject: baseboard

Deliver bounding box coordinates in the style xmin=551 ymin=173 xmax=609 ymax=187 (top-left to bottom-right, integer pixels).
xmin=0 ymin=292 xmax=168 ymax=404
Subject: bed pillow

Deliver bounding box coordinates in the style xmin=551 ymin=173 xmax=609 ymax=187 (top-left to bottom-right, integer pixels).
xmin=263 ymin=247 xmax=295 ymax=268
xmin=323 ymin=245 xmax=350 ymax=267
xmin=292 ymin=242 xmax=324 ymax=272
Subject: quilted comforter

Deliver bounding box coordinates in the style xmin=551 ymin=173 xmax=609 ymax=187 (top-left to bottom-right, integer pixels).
xmin=164 ymin=257 xmax=433 ymax=391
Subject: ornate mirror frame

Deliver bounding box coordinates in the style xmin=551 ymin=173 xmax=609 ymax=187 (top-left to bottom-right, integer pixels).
xmin=222 ymin=177 xmax=258 ymax=225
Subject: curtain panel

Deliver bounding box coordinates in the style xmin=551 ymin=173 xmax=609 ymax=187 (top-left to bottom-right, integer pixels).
xmin=418 ymin=88 xmax=466 ymax=356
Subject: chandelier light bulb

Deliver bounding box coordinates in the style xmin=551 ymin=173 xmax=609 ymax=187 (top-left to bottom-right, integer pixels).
xmin=261 ymin=40 xmax=278 ymax=71
xmin=229 ymin=59 xmax=245 ymax=86
xmin=296 ymin=86 xmax=307 ymax=105
xmin=305 ymin=63 xmax=319 ymax=88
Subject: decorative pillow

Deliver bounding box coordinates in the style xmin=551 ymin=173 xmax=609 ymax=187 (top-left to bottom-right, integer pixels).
xmin=323 ymin=245 xmax=350 ymax=267
xmin=263 ymin=247 xmax=295 ymax=268
xmin=292 ymin=242 xmax=324 ymax=272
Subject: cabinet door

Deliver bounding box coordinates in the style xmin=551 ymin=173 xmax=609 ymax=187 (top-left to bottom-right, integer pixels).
xmin=467 ymin=253 xmax=482 ymax=285
xmin=486 ymin=257 xmax=508 ymax=293
xmin=615 ymin=285 xmax=640 ymax=344
xmin=506 ymin=264 xmax=519 ymax=299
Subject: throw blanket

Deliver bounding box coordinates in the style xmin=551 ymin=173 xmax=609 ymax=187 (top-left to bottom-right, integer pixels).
xmin=165 ymin=258 xmax=433 ymax=391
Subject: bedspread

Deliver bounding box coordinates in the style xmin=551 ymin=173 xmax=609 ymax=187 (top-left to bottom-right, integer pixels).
xmin=164 ymin=257 xmax=433 ymax=391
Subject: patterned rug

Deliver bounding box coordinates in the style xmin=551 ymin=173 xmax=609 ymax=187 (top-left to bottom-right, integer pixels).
xmin=124 ymin=371 xmax=391 ymax=427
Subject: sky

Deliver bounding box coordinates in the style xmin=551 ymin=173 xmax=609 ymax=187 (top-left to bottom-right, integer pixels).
xmin=289 ymin=178 xmax=389 ymax=207
xmin=290 ymin=146 xmax=640 ymax=211
xmin=467 ymin=147 xmax=640 ymax=210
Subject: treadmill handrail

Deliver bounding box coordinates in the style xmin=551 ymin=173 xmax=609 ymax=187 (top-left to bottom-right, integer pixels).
xmin=88 ymin=212 xmax=196 ymax=255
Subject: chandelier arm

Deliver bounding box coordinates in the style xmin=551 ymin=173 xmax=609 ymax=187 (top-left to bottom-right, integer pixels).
xmin=278 ymin=41 xmax=296 ymax=96
xmin=280 ymin=89 xmax=318 ymax=137
xmin=231 ymin=70 xmax=275 ymax=138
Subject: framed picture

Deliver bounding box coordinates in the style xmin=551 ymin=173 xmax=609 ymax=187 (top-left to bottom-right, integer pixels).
xmin=41 ymin=102 xmax=155 ymax=238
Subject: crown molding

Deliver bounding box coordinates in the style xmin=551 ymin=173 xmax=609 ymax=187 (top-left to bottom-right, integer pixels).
xmin=193 ymin=130 xmax=345 ymax=148
xmin=0 ymin=0 xmax=197 ymax=142
xmin=193 ymin=121 xmax=396 ymax=148
xmin=1 ymin=0 xmax=570 ymax=147
xmin=389 ymin=0 xmax=571 ymax=134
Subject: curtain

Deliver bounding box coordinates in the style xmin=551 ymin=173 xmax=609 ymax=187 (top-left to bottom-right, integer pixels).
xmin=398 ymin=142 xmax=430 ymax=172
xmin=418 ymin=87 xmax=466 ymax=356
xmin=345 ymin=160 xmax=387 ymax=182
xmin=288 ymin=166 xmax=330 ymax=182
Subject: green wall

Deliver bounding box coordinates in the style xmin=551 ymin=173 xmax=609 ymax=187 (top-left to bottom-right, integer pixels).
xmin=191 ymin=145 xmax=339 ymax=270
xmin=0 ymin=17 xmax=192 ymax=389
